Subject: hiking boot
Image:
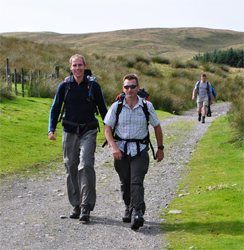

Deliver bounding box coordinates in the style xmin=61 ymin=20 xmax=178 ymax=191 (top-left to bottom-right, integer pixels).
xmin=122 ymin=205 xmax=132 ymax=223
xmin=198 ymin=113 xmax=202 ymax=122
xmin=131 ymin=210 xmax=144 ymax=230
xmin=69 ymin=205 xmax=80 ymax=219
xmin=79 ymin=206 xmax=90 ymax=221
xmin=202 ymin=116 xmax=205 ymax=123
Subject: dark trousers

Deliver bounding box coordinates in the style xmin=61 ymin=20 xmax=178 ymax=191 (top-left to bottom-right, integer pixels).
xmin=207 ymin=98 xmax=212 ymax=117
xmin=114 ymin=147 xmax=149 ymax=214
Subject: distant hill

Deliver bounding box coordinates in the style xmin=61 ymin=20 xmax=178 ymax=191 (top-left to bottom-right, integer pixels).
xmin=1 ymin=28 xmax=243 ymax=60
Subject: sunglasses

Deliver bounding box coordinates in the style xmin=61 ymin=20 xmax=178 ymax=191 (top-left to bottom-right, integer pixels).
xmin=123 ymin=85 xmax=137 ymax=89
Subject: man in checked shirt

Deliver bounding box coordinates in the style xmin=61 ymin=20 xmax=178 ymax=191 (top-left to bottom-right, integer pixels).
xmin=104 ymin=74 xmax=164 ymax=230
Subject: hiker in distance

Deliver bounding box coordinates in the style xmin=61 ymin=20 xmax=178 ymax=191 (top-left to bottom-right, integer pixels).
xmin=48 ymin=54 xmax=108 ymax=221
xmin=192 ymin=73 xmax=213 ymax=123
xmin=104 ymin=74 xmax=164 ymax=230
xmin=207 ymin=84 xmax=217 ymax=117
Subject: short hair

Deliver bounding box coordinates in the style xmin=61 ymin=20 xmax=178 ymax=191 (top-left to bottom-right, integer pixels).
xmin=123 ymin=74 xmax=139 ymax=86
xmin=69 ymin=54 xmax=86 ymax=65
xmin=202 ymin=73 xmax=207 ymax=77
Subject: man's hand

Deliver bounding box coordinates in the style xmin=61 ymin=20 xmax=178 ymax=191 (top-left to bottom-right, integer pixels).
xmin=111 ymin=144 xmax=122 ymax=160
xmin=156 ymin=149 xmax=164 ymax=162
xmin=48 ymin=131 xmax=57 ymax=140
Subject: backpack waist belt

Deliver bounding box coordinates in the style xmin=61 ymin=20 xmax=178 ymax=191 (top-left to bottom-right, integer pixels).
xmin=62 ymin=118 xmax=100 ymax=136
xmin=114 ymin=134 xmax=150 ymax=157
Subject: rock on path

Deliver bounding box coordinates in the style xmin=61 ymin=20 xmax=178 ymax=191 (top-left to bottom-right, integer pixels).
xmin=0 ymin=102 xmax=231 ymax=250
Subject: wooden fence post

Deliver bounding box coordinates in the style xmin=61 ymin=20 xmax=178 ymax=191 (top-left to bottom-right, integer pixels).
xmin=55 ymin=66 xmax=59 ymax=79
xmin=30 ymin=71 xmax=32 ymax=86
xmin=33 ymin=70 xmax=36 ymax=81
xmin=14 ymin=69 xmax=17 ymax=95
xmin=21 ymin=68 xmax=24 ymax=97
xmin=7 ymin=68 xmax=12 ymax=91
xmin=6 ymin=58 xmax=9 ymax=83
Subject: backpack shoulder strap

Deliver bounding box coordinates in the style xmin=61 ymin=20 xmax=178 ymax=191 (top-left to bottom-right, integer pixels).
xmin=115 ymin=98 xmax=124 ymax=127
xmin=141 ymin=99 xmax=149 ymax=124
xmin=58 ymin=81 xmax=70 ymax=123
xmin=196 ymin=81 xmax=201 ymax=94
xmin=87 ymin=76 xmax=99 ymax=115
xmin=197 ymin=81 xmax=200 ymax=88
xmin=207 ymin=81 xmax=211 ymax=91
xmin=141 ymin=99 xmax=156 ymax=160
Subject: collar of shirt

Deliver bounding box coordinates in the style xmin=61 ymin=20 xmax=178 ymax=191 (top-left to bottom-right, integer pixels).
xmin=122 ymin=95 xmax=144 ymax=109
xmin=70 ymin=75 xmax=88 ymax=84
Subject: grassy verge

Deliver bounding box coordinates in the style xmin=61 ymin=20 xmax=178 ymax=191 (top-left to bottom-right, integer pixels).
xmin=0 ymin=97 xmax=62 ymax=175
xmin=160 ymin=116 xmax=244 ymax=250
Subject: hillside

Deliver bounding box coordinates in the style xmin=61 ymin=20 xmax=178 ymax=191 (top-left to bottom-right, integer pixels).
xmin=1 ymin=28 xmax=243 ymax=60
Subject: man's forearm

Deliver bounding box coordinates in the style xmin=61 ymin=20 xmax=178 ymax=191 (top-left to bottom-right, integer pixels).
xmin=154 ymin=124 xmax=163 ymax=146
xmin=104 ymin=124 xmax=116 ymax=147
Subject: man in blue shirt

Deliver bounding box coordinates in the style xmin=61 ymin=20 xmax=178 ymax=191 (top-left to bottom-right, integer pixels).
xmin=48 ymin=54 xmax=107 ymax=221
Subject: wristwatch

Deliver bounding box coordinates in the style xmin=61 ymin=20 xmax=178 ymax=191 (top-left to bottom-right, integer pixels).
xmin=158 ymin=145 xmax=164 ymax=150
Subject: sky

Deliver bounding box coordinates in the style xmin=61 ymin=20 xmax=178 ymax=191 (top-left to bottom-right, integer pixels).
xmin=0 ymin=0 xmax=243 ymax=34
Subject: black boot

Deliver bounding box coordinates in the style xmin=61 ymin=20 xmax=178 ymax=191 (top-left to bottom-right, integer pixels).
xmin=131 ymin=210 xmax=144 ymax=230
xmin=79 ymin=206 xmax=90 ymax=221
xmin=69 ymin=205 xmax=81 ymax=219
xmin=198 ymin=113 xmax=202 ymax=122
xmin=122 ymin=205 xmax=132 ymax=223
xmin=202 ymin=116 xmax=205 ymax=123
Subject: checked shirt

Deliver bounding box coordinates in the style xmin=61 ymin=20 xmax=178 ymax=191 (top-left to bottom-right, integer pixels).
xmin=104 ymin=96 xmax=159 ymax=157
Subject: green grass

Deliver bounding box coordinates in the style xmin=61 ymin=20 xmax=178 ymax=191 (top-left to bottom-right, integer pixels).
xmin=0 ymin=97 xmax=62 ymax=174
xmin=160 ymin=116 xmax=244 ymax=250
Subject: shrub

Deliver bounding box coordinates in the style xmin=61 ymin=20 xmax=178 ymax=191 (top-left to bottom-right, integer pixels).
xmin=203 ymin=63 xmax=211 ymax=72
xmin=126 ymin=57 xmax=137 ymax=68
xmin=152 ymin=56 xmax=170 ymax=64
xmin=171 ymin=69 xmax=190 ymax=78
xmin=135 ymin=55 xmax=151 ymax=65
xmin=227 ymin=89 xmax=244 ymax=145
xmin=219 ymin=64 xmax=230 ymax=72
xmin=171 ymin=59 xmax=186 ymax=69
xmin=134 ymin=62 xmax=162 ymax=77
xmin=28 ymin=78 xmax=59 ymax=98
xmin=135 ymin=61 xmax=147 ymax=71
xmin=209 ymin=66 xmax=217 ymax=73
xmin=215 ymin=69 xmax=228 ymax=78
xmin=186 ymin=60 xmax=198 ymax=68
xmin=0 ymin=82 xmax=16 ymax=101
xmin=142 ymin=66 xmax=162 ymax=77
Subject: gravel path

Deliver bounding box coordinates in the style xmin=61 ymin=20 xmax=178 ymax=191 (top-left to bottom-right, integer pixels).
xmin=0 ymin=102 xmax=231 ymax=250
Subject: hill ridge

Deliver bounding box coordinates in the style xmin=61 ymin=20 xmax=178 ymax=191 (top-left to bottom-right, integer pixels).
xmin=1 ymin=27 xmax=243 ymax=59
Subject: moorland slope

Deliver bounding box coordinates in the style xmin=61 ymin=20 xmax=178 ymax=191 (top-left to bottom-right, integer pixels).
xmin=1 ymin=28 xmax=243 ymax=60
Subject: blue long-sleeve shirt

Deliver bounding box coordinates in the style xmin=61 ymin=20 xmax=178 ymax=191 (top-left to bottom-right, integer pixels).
xmin=48 ymin=75 xmax=107 ymax=133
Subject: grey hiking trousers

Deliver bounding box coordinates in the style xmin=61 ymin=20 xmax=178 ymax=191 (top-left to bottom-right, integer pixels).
xmin=62 ymin=129 xmax=97 ymax=211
